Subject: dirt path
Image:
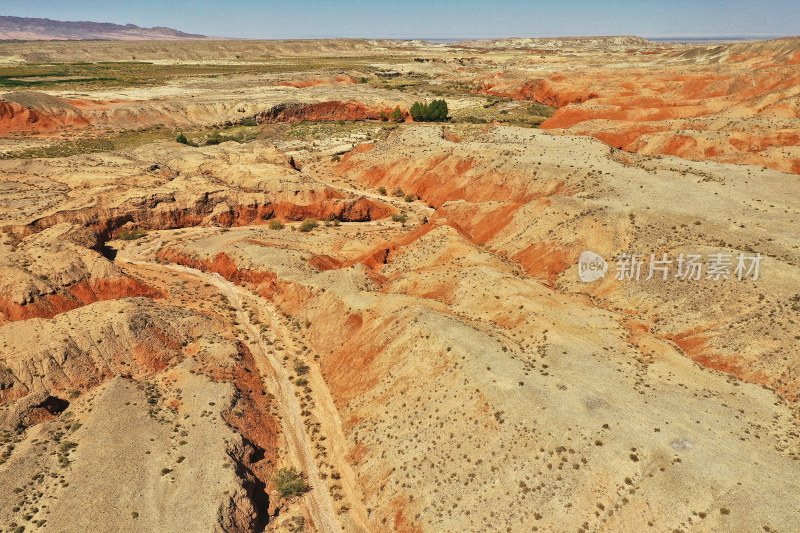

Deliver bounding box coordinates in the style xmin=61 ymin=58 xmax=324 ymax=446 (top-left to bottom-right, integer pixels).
xmin=248 ymin=292 xmax=371 ymax=532
xmin=108 ymin=162 xmax=432 ymax=532
xmin=116 ymin=244 xmax=346 ymax=533
xmin=304 ymin=160 xmax=436 ymax=217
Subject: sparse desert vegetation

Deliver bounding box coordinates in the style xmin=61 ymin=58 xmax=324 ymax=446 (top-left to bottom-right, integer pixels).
xmin=0 ymin=30 xmax=799 ymax=533
xmin=273 ymin=467 xmax=310 ymax=498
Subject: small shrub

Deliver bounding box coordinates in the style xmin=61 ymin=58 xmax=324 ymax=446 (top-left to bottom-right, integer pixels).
xmin=119 ymin=228 xmax=147 ymax=240
xmin=378 ymin=186 xmax=387 ymax=195
xmin=273 ymin=467 xmax=309 ymax=498
xmin=391 ymin=213 xmax=408 ymax=226
xmin=331 ymin=154 xmax=341 ymax=162
xmin=299 ymin=219 xmax=318 ymax=232
xmin=205 ymin=132 xmax=224 ymax=146
xmin=293 ymin=361 xmax=310 ymax=375
xmin=288 ymin=516 xmax=305 ymax=532
xmin=269 ymin=219 xmax=284 ymax=230
xmin=176 ymin=133 xmax=189 ymax=144
xmin=526 ymin=102 xmax=555 ymax=116
xmin=240 ymin=118 xmax=257 ymax=127
xmin=59 ymin=441 xmax=78 ymax=454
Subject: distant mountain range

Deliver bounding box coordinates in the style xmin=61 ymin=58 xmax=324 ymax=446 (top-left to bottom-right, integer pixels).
xmin=0 ymin=16 xmax=207 ymax=40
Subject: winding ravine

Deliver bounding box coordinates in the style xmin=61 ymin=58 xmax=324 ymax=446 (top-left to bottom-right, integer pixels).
xmin=116 ymin=239 xmax=350 ymax=533
xmin=107 ymin=163 xmax=434 ymax=532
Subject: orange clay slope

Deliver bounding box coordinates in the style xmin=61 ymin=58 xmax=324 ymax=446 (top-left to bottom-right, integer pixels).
xmin=330 ymin=125 xmax=800 ymax=403
xmin=478 ymin=37 xmax=800 ymax=173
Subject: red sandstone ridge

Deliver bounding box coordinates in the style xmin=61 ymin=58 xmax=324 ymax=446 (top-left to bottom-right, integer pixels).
xmin=332 ymin=128 xmax=584 ymax=286
xmin=0 ymin=94 xmax=91 ymax=134
xmin=308 ymin=254 xmax=343 ymax=271
xmin=479 ymin=74 xmax=598 ymax=107
xmin=210 ymin=197 xmax=393 ymax=226
xmin=0 ymin=90 xmax=404 ymax=135
xmin=336 ymin=130 xmax=573 ymax=209
xmin=0 ymin=298 xmax=209 ymax=403
xmin=0 ymin=277 xmax=161 ymax=324
xmin=478 ymin=39 xmax=800 ymax=173
xmin=257 ymin=101 xmax=404 ymax=123
xmin=157 ymin=249 xmax=277 ymax=289
xmin=0 ymin=140 xmax=394 ymax=239
xmin=0 ymin=223 xmax=163 ymax=324
xmin=220 ymin=343 xmax=281 ymax=499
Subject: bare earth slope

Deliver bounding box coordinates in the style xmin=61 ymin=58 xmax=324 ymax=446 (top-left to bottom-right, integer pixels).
xmin=479 ymin=38 xmax=800 ymax=173
xmin=0 ymin=37 xmax=799 ymax=533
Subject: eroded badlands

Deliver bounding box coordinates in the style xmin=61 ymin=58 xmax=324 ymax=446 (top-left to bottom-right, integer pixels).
xmin=0 ymin=36 xmax=799 ymax=533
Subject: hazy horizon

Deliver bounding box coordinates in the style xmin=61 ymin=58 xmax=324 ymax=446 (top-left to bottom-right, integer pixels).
xmin=1 ymin=0 xmax=798 ymax=40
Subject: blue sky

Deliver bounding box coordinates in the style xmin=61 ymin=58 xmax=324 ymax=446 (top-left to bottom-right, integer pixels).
xmin=1 ymin=0 xmax=798 ymax=39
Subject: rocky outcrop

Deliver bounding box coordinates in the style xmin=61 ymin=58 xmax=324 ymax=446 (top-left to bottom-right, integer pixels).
xmin=0 ymin=93 xmax=91 ymax=133
xmin=0 ymin=298 xmax=218 ymax=402
xmin=0 ymin=390 xmax=69 ymax=431
xmin=220 ymin=343 xmax=280 ymax=529
xmin=256 ymin=101 xmax=387 ymax=123
xmin=1 ymin=141 xmax=392 ymax=239
xmin=0 ymin=224 xmax=161 ymax=323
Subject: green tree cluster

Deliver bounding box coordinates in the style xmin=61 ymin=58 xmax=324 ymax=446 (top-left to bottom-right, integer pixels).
xmin=391 ymin=106 xmax=405 ymax=122
xmin=410 ymin=99 xmax=448 ymax=122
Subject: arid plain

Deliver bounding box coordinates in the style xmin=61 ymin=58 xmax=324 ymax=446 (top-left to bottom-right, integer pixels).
xmin=1 ymin=36 xmax=799 ymax=533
